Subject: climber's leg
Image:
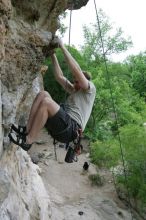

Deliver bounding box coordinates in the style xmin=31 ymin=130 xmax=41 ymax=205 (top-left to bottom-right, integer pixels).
xmin=27 ymin=91 xmax=51 ymax=133
xmin=26 ymin=96 xmax=60 ymax=144
xmin=9 ymin=93 xmax=60 ymax=151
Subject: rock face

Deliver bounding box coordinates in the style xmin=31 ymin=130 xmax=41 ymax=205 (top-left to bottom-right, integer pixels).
xmin=0 ymin=0 xmax=89 ymax=219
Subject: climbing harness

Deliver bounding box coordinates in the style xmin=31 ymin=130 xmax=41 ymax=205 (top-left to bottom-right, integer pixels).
xmin=52 ymin=120 xmax=83 ymax=163
xmin=64 ymin=128 xmax=83 ymax=163
xmin=93 ymin=0 xmax=134 ymax=219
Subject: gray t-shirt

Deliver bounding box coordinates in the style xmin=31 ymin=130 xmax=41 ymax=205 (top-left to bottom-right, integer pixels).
xmin=65 ymin=81 xmax=96 ymax=131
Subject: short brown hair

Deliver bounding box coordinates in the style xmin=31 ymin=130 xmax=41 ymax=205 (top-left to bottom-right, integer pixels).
xmin=82 ymin=71 xmax=91 ymax=81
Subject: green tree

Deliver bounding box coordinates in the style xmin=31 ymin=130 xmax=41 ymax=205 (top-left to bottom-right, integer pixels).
xmin=58 ymin=12 xmax=68 ymax=37
xmin=85 ymin=61 xmax=146 ymax=141
xmin=117 ymin=125 xmax=146 ymax=206
xmin=81 ymin=9 xmax=133 ymax=64
xmin=126 ymin=52 xmax=146 ymax=101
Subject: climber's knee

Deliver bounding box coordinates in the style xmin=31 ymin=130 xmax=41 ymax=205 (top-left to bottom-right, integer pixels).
xmin=36 ymin=91 xmax=51 ymax=101
xmin=41 ymin=97 xmax=59 ymax=117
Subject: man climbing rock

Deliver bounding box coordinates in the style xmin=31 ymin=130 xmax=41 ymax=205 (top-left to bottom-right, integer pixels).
xmin=9 ymin=38 xmax=96 ymax=151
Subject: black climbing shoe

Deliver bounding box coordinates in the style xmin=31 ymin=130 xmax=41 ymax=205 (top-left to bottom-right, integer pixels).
xmin=8 ymin=132 xmax=32 ymax=151
xmin=10 ymin=124 xmax=27 ymax=135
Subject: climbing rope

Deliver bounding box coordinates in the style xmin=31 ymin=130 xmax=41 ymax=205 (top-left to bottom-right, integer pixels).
xmin=68 ymin=4 xmax=73 ymax=46
xmin=64 ymin=3 xmax=73 ymax=100
xmin=93 ymin=0 xmax=134 ymax=219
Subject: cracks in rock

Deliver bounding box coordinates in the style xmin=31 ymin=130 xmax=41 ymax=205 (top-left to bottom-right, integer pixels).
xmin=49 ymin=0 xmax=58 ymax=13
xmin=11 ymin=0 xmax=40 ymax=23
xmin=46 ymin=0 xmax=68 ymax=33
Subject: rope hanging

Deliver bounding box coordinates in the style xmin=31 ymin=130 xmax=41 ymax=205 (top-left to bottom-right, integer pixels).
xmin=93 ymin=0 xmax=134 ymax=219
xmin=64 ymin=5 xmax=73 ymax=102
xmin=68 ymin=4 xmax=73 ymax=46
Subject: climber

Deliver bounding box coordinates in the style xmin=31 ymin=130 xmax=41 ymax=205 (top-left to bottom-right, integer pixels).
xmin=8 ymin=38 xmax=96 ymax=151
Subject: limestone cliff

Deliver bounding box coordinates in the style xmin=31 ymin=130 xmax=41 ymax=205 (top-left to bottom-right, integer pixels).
xmin=0 ymin=0 xmax=89 ymax=219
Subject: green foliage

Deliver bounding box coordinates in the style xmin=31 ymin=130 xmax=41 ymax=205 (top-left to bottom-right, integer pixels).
xmin=84 ymin=60 xmax=146 ymax=141
xmin=88 ymin=173 xmax=105 ymax=186
xmin=120 ymin=125 xmax=146 ymax=164
xmin=90 ymin=139 xmax=120 ymax=168
xmin=116 ymin=125 xmax=146 ymax=203
xmin=58 ymin=12 xmax=68 ymax=37
xmin=87 ymin=52 xmax=146 ymax=208
xmin=85 ymin=119 xmax=113 ymax=142
xmin=81 ymin=9 xmax=133 ymax=63
xmin=126 ymin=52 xmax=146 ymax=100
xmin=90 ymin=124 xmax=146 ymax=204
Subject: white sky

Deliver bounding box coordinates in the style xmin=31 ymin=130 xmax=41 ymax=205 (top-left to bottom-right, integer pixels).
xmin=62 ymin=0 xmax=146 ymax=61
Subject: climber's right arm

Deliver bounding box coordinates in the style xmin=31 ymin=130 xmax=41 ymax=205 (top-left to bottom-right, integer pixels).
xmin=50 ymin=53 xmax=74 ymax=93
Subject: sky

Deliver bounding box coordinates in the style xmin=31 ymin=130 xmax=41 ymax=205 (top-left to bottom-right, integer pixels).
xmin=62 ymin=0 xmax=146 ymax=61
